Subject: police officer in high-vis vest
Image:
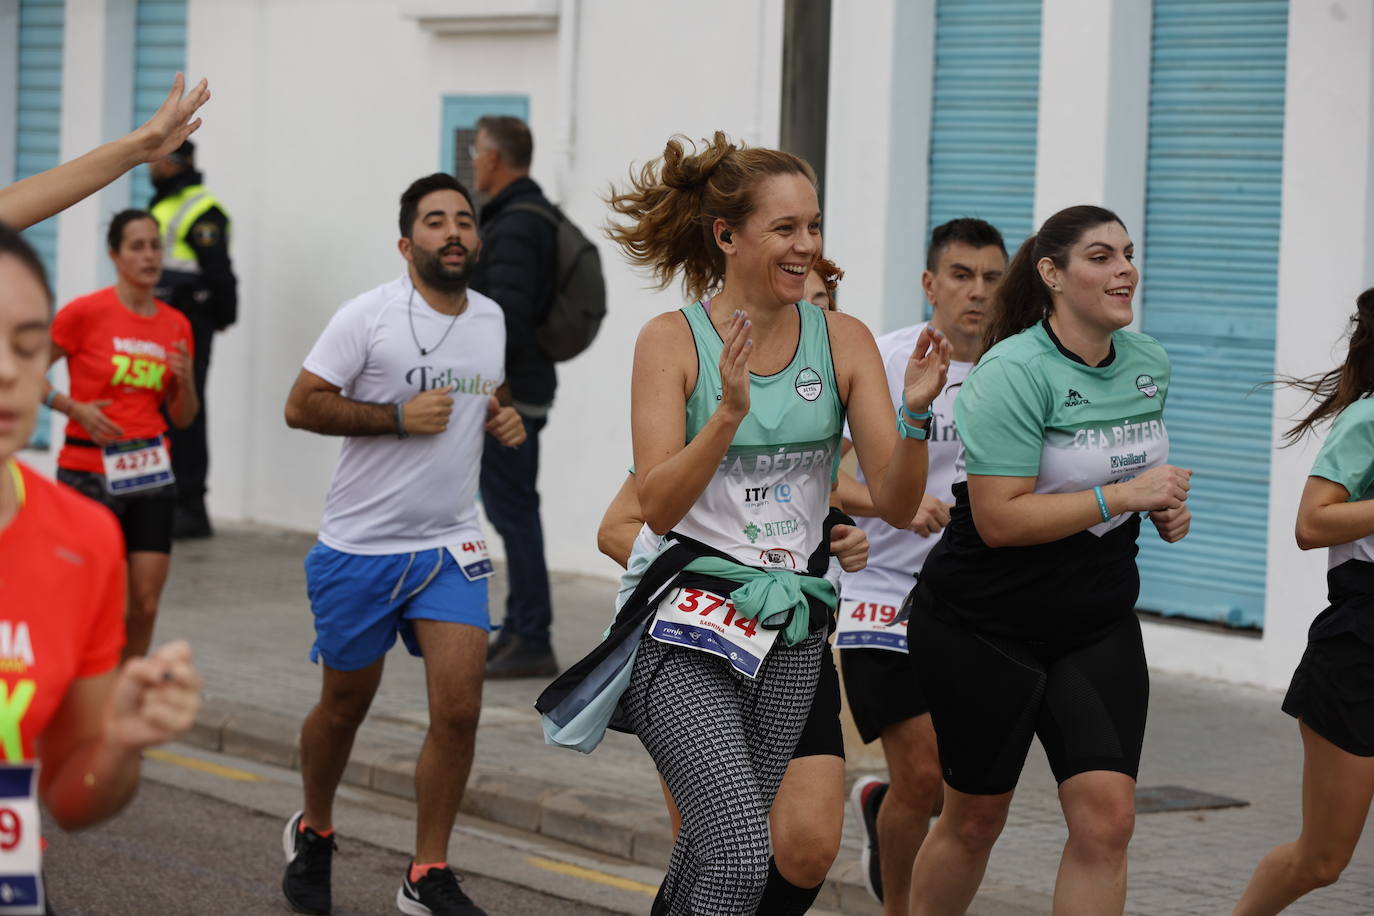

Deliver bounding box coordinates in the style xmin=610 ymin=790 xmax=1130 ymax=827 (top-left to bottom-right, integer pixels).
xmin=149 ymin=139 xmax=236 ymax=539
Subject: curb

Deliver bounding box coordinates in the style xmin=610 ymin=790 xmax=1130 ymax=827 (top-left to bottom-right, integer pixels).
xmin=184 ymin=698 xmax=1041 ymax=915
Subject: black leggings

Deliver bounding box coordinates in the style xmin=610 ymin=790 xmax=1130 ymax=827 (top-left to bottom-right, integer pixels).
xmin=910 ymin=609 xmax=1148 ymax=795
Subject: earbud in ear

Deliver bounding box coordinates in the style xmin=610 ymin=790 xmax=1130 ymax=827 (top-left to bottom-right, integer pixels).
xmin=721 ymin=230 xmax=732 ymax=244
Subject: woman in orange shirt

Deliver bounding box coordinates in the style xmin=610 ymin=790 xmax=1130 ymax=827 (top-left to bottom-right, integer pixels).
xmin=45 ymin=210 xmax=199 ymax=659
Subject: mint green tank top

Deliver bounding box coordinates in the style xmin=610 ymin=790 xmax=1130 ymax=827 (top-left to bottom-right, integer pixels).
xmin=672 ymin=300 xmax=844 ymax=570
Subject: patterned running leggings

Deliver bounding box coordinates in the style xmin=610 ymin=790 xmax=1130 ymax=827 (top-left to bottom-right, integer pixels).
xmin=622 ymin=629 xmax=824 ymax=916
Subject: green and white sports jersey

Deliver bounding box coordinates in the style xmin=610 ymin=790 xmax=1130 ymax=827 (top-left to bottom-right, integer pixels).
xmin=1311 ymin=396 xmax=1374 ymax=568
xmin=671 ymin=300 xmax=844 ymax=571
xmin=918 ymin=320 xmax=1172 ymax=641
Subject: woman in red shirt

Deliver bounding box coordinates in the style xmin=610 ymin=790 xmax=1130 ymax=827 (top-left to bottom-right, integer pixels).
xmin=45 ymin=210 xmax=199 ymax=660
xmin=1 ymin=220 xmax=201 ymax=912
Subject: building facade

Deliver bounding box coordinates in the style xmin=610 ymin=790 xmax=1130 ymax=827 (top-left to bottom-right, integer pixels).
xmin=9 ymin=0 xmax=1374 ymax=689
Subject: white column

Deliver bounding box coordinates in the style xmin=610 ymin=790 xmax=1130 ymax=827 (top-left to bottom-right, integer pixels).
xmin=824 ymin=0 xmax=934 ymax=334
xmin=1258 ymin=1 xmax=1374 ymax=688
xmin=1032 ymin=0 xmax=1150 ymax=260
xmin=53 ymin=0 xmax=135 ymax=304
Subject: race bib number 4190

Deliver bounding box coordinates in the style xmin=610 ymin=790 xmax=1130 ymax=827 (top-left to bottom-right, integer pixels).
xmin=835 ymin=598 xmax=908 ymax=653
xmin=649 ymin=587 xmax=779 ymax=678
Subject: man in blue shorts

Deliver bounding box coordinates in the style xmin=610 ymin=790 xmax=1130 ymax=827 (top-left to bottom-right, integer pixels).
xmin=279 ymin=173 xmax=525 ymax=916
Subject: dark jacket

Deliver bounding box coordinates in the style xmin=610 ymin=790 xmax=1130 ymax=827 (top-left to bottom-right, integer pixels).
xmin=150 ymin=169 xmax=238 ymax=333
xmin=470 ymin=176 xmax=558 ymax=409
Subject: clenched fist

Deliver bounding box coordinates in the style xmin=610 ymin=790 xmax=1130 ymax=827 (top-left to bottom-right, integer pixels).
xmin=485 ymin=397 xmax=526 ymax=447
xmin=402 ymin=385 xmax=455 ymax=435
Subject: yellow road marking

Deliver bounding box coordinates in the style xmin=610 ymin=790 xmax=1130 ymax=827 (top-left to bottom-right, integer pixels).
xmin=144 ymin=748 xmax=263 ymax=782
xmin=524 ymin=855 xmax=658 ymax=896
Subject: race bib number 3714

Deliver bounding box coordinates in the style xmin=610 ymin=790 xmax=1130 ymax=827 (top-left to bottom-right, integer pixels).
xmin=649 ymin=586 xmax=779 ymax=678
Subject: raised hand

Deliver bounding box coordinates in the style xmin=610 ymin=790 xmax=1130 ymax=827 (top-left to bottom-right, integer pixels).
xmin=717 ymin=310 xmax=753 ymax=420
xmin=69 ymin=399 xmax=123 ymax=445
xmin=485 ymin=397 xmax=526 ymax=447
xmin=829 ymin=524 xmax=870 ymax=573
xmin=902 ymin=326 xmax=953 ymax=414
xmin=402 ymin=385 xmax=456 ymax=435
xmin=133 ymin=73 xmax=210 ymax=163
xmin=106 ymin=641 xmax=203 ymax=752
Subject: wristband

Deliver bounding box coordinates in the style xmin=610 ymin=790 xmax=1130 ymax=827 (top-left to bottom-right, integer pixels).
xmin=896 ymin=406 xmax=930 ymax=440
xmin=43 ymin=389 xmax=58 ymax=409
xmin=899 ymin=404 xmax=933 ymax=423
xmin=395 ymin=402 xmax=409 ymax=439
xmin=1093 ymin=485 xmax=1112 ymax=523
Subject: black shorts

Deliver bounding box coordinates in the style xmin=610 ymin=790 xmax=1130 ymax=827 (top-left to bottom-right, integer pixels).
xmin=839 ymin=647 xmax=929 ymax=745
xmin=792 ymin=644 xmax=844 ymax=759
xmin=909 ymin=607 xmax=1148 ymax=795
xmin=1283 ymin=633 xmax=1374 ymax=757
xmin=56 ymin=468 xmax=175 ymax=554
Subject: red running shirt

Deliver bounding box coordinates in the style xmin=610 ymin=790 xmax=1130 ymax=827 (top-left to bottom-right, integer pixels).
xmin=0 ymin=461 xmax=125 ymax=762
xmin=50 ymin=288 xmax=194 ymax=473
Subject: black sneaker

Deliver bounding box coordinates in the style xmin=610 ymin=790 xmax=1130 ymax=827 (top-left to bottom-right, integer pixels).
xmin=849 ymin=776 xmax=887 ymax=903
xmin=282 ymin=811 xmax=336 ymax=915
xmin=484 ymin=636 xmax=558 ymax=679
xmin=397 ymin=865 xmax=486 ymax=915
xmin=173 ymin=503 xmax=213 ymax=539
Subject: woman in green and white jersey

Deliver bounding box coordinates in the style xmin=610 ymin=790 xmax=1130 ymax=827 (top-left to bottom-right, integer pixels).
xmin=906 ymin=205 xmax=1194 ymax=915
xmin=1234 ymin=288 xmax=1374 ymax=914
xmin=604 ymin=132 xmax=949 ymax=916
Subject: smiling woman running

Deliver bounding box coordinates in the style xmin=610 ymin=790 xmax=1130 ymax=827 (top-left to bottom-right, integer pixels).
xmin=580 ymin=132 xmax=948 ymax=915
xmin=906 ymin=205 xmax=1193 ymax=915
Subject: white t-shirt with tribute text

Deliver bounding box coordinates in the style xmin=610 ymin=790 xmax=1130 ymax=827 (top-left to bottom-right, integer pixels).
xmin=303 ymin=274 xmax=505 ymax=555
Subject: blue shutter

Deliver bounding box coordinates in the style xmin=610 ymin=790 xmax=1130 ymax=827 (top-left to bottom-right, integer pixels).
xmin=15 ymin=0 xmax=64 ymax=450
xmin=927 ymin=0 xmax=1042 ymax=247
xmin=131 ymin=0 xmax=187 ymax=208
xmin=1135 ymin=0 xmax=1288 ymax=628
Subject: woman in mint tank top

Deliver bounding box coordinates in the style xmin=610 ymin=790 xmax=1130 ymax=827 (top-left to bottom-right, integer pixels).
xmin=1234 ymin=288 xmax=1374 ymax=914
xmin=601 ymin=132 xmax=950 ymax=916
xmin=906 ymin=206 xmax=1195 ymax=915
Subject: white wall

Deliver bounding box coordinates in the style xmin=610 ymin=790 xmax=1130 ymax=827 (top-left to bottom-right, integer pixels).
xmin=183 ymin=0 xmax=784 ymax=580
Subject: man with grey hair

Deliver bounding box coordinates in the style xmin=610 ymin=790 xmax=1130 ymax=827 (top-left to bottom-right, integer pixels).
xmin=468 ymin=115 xmax=560 ymax=678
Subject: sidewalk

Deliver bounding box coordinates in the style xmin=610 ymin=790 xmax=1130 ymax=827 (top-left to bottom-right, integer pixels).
xmin=160 ymin=524 xmax=1374 ymax=915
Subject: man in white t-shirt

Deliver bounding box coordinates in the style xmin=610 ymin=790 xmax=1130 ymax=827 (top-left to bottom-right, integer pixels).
xmin=836 ymin=218 xmax=1007 ymax=915
xmin=279 ymin=173 xmax=524 ymax=916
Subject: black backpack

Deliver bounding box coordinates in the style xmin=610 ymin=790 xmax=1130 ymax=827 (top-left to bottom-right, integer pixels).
xmin=505 ymin=201 xmax=607 ymax=362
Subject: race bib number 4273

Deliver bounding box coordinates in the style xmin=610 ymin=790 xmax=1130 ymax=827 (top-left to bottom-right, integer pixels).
xmin=649 ymin=586 xmax=779 ymax=678
xmin=835 ymin=598 xmax=908 ymax=653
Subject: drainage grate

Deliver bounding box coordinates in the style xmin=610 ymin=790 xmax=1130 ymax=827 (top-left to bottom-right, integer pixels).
xmin=1135 ymin=785 xmax=1248 ymax=814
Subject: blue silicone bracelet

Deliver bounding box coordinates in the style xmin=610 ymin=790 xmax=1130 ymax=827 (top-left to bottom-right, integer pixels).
xmin=1093 ymin=485 xmax=1112 ymax=523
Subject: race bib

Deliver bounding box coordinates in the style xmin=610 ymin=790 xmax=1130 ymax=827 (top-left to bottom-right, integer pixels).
xmin=835 ymin=597 xmax=908 ymax=653
xmin=446 ymin=540 xmax=493 ymax=582
xmin=101 ymin=436 xmax=174 ymax=495
xmin=649 ymin=586 xmax=779 ymax=679
xmin=0 ymin=765 xmax=43 ymax=915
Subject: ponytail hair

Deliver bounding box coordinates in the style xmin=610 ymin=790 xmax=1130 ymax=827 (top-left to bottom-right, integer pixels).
xmin=605 ymin=132 xmax=817 ymax=303
xmin=1281 ymin=288 xmax=1374 ymax=443
xmin=984 ymin=204 xmax=1125 ymax=353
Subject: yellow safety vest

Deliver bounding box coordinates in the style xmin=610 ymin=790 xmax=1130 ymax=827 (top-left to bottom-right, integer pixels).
xmin=150 ymin=185 xmax=227 ymax=275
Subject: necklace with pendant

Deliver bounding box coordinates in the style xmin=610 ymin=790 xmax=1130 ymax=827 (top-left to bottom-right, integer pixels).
xmin=407 ymin=285 xmax=465 ymax=356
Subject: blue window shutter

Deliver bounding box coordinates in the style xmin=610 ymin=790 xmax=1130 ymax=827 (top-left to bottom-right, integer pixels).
xmin=131 ymin=0 xmax=187 ymax=209
xmin=927 ymin=0 xmax=1042 ymax=248
xmin=1135 ymin=0 xmax=1288 ymax=628
xmin=15 ymin=0 xmax=64 ymax=450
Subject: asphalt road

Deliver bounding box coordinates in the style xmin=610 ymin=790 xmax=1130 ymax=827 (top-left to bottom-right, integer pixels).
xmin=42 ymin=758 xmax=636 ymax=916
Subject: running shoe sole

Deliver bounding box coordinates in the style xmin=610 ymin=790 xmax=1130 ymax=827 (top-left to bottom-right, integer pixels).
xmin=849 ymin=776 xmax=886 ymax=903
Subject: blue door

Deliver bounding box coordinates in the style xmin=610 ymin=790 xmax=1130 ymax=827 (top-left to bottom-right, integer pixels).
xmin=440 ymin=95 xmax=529 ymax=204
xmin=927 ymin=0 xmax=1042 ymax=248
xmin=15 ymin=0 xmax=64 ymax=449
xmin=130 ymin=0 xmax=187 ymax=209
xmin=1135 ymin=0 xmax=1289 ymax=628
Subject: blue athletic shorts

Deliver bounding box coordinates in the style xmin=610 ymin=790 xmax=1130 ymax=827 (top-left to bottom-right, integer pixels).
xmin=304 ymin=541 xmax=490 ymax=671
